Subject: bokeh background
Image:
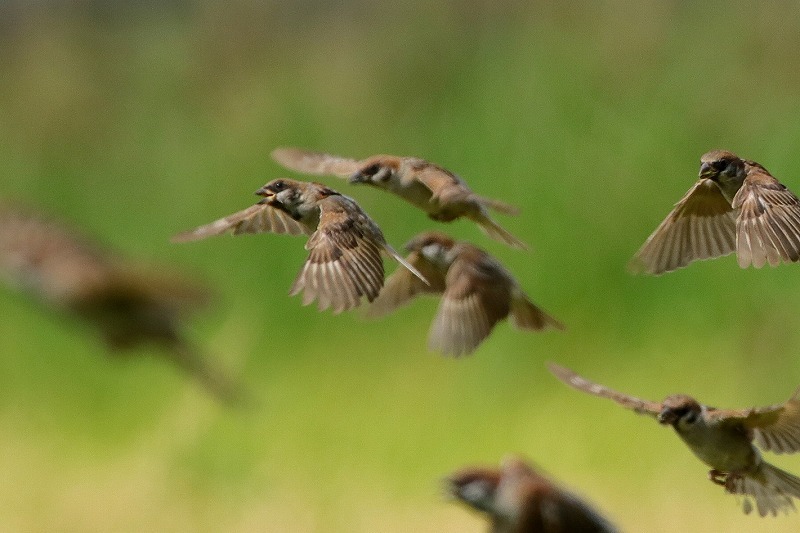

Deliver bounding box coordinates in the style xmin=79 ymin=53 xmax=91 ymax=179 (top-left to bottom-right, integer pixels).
xmin=3 ymin=1 xmax=800 ymax=531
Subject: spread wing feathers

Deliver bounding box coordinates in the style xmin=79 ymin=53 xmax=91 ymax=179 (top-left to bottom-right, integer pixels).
xmin=732 ymin=176 xmax=800 ymax=269
xmin=271 ymin=147 xmax=362 ymax=177
xmin=725 ymin=463 xmax=800 ymax=517
xmin=711 ymin=387 xmax=800 ymax=454
xmin=0 ymin=210 xmax=114 ymax=302
xmin=290 ymin=199 xmax=386 ymax=313
xmin=630 ymin=179 xmax=736 ymax=274
xmin=171 ymin=203 xmax=310 ymax=243
xmin=509 ymin=291 xmax=565 ymax=332
xmin=427 ymin=255 xmax=512 ymax=357
xmin=547 ymin=363 xmax=662 ymax=417
xmin=366 ymin=251 xmax=446 ymax=318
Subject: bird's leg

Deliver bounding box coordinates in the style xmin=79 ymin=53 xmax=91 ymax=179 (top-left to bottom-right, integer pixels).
xmin=708 ymin=469 xmax=728 ymax=486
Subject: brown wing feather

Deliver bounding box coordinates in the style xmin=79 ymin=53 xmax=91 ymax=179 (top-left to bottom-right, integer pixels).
xmin=271 ymin=147 xmax=362 ymax=177
xmin=290 ymin=196 xmax=386 ymax=313
xmin=172 ymin=203 xmax=311 ymax=242
xmin=630 ymin=179 xmax=736 ymax=274
xmin=710 ymin=388 xmax=800 ymax=454
xmin=428 ymin=249 xmax=512 ymax=357
xmin=547 ymin=362 xmax=662 ymax=417
xmin=732 ymin=171 xmax=800 ymax=269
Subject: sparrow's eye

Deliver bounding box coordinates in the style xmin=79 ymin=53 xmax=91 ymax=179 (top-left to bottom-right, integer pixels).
xmin=271 ymin=180 xmax=286 ymax=191
xmin=361 ymin=164 xmax=380 ymax=176
xmin=712 ymin=160 xmax=728 ymax=171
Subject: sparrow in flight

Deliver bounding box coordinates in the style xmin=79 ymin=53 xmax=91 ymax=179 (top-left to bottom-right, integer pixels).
xmin=368 ymin=231 xmax=562 ymax=356
xmin=549 ymin=362 xmax=800 ymax=516
xmin=173 ymin=178 xmax=427 ymax=313
xmin=271 ymin=147 xmax=527 ymax=250
xmin=0 ymin=204 xmax=240 ymax=403
xmin=631 ymin=150 xmax=800 ymax=274
xmin=445 ymin=455 xmax=619 ymax=532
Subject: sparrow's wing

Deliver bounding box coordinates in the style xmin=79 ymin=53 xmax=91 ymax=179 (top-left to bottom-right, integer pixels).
xmin=290 ymin=196 xmax=386 ymax=313
xmin=271 ymin=147 xmax=361 ymax=177
xmin=366 ymin=250 xmax=446 ymax=318
xmin=710 ymin=387 xmax=800 ymax=454
xmin=171 ymin=203 xmax=311 ymax=242
xmin=629 ymin=179 xmax=736 ymax=275
xmin=732 ymin=169 xmax=800 ymax=268
xmin=509 ymin=290 xmax=565 ymax=332
xmin=0 ymin=206 xmax=124 ymax=305
xmin=428 ymin=251 xmax=512 ymax=357
xmin=547 ymin=362 xmax=662 ymax=417
xmin=412 ymin=164 xmax=472 ymax=202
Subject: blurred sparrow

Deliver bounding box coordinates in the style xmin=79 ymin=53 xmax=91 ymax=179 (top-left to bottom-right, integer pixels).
xmin=0 ymin=204 xmax=240 ymax=403
xmin=446 ymin=455 xmax=619 ymax=533
xmin=549 ymin=362 xmax=800 ymax=516
xmin=173 ymin=178 xmax=427 ymax=313
xmin=368 ymin=231 xmax=562 ymax=356
xmin=271 ymin=147 xmax=527 ymax=250
xmin=631 ymin=150 xmax=800 ymax=274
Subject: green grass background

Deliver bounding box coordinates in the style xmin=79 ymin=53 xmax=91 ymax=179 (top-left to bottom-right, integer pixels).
xmin=3 ymin=1 xmax=800 ymax=531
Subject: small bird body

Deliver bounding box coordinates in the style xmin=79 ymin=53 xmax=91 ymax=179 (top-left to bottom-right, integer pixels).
xmin=369 ymin=231 xmax=561 ymax=356
xmin=271 ymin=147 xmax=527 ymax=249
xmin=173 ymin=178 xmax=427 ymax=313
xmin=0 ymin=205 xmax=239 ymax=402
xmin=549 ymin=362 xmax=800 ymax=516
xmin=631 ymin=150 xmax=800 ymax=274
xmin=446 ymin=456 xmax=619 ymax=533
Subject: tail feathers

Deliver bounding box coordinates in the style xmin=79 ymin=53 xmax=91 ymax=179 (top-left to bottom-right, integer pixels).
xmin=726 ymin=463 xmax=800 ymax=516
xmin=474 ymin=194 xmax=520 ymax=216
xmin=474 ymin=214 xmax=529 ymax=251
xmin=168 ymin=340 xmax=247 ymax=406
xmin=510 ymin=295 xmax=564 ymax=331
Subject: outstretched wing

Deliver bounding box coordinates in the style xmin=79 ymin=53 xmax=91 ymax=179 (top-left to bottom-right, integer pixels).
xmin=733 ymin=167 xmax=800 ymax=269
xmin=290 ymin=196 xmax=386 ymax=313
xmin=271 ymin=147 xmax=362 ymax=177
xmin=710 ymin=387 xmax=800 ymax=454
xmin=428 ymin=251 xmax=513 ymax=357
xmin=630 ymin=179 xmax=736 ymax=275
xmin=547 ymin=362 xmax=662 ymax=417
xmin=171 ymin=202 xmax=310 ymax=242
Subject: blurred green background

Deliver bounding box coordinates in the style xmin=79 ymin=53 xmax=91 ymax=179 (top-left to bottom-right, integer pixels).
xmin=3 ymin=1 xmax=800 ymax=531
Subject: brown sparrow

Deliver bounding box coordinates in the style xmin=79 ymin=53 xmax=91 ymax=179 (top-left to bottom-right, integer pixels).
xmin=271 ymin=147 xmax=528 ymax=250
xmin=368 ymin=231 xmax=562 ymax=356
xmin=0 ymin=205 xmax=240 ymax=403
xmin=446 ymin=455 xmax=619 ymax=532
xmin=549 ymin=362 xmax=800 ymax=516
xmin=631 ymin=150 xmax=800 ymax=274
xmin=173 ymin=178 xmax=427 ymax=313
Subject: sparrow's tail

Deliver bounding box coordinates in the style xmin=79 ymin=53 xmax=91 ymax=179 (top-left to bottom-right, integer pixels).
xmin=474 ymin=195 xmax=520 ymax=216
xmin=166 ymin=340 xmax=246 ymax=406
xmin=510 ymin=293 xmax=565 ymax=332
xmin=472 ymin=213 xmax=529 ymax=251
xmin=726 ymin=462 xmax=800 ymax=516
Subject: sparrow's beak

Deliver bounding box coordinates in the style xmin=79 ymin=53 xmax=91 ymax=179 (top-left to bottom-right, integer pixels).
xmin=348 ymin=171 xmax=366 ymax=184
xmin=657 ymin=408 xmax=677 ymax=425
xmin=255 ymin=186 xmax=274 ymax=199
xmin=699 ymin=162 xmax=715 ymax=179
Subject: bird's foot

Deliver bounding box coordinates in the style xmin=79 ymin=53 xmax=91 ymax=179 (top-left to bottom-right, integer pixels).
xmin=708 ymin=469 xmax=728 ymax=486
